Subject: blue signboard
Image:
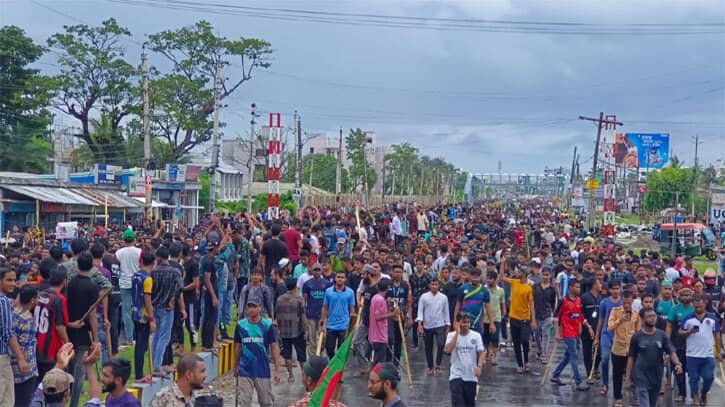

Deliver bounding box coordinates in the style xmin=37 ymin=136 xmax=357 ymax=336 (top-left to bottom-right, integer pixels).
xmin=614 ymin=133 xmax=670 ymax=169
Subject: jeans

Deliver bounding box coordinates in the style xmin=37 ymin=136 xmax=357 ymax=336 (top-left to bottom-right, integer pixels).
xmin=352 ymin=324 xmax=370 ymax=368
xmin=423 ymin=326 xmax=446 ymax=369
xmin=97 ymin=315 xmax=110 ymax=364
xmin=120 ymin=288 xmax=134 ymax=342
xmin=449 ymin=378 xmax=477 ymax=407
xmin=133 ymin=322 xmax=150 ymax=380
xmin=388 ymin=319 xmax=403 ymax=367
xmin=686 ymin=356 xmax=715 ymax=399
xmin=151 ymin=308 xmax=174 ymax=372
xmin=553 ymin=338 xmax=582 ymax=384
xmin=221 ymin=287 xmax=235 ymax=328
xmin=611 ymin=353 xmax=627 ymax=400
xmin=510 ymin=318 xmax=531 ymax=368
xmin=68 ymin=345 xmax=89 ymax=407
xmin=535 ymin=317 xmax=553 ymax=357
xmin=185 ymin=297 xmax=198 ymax=346
xmin=201 ymin=292 xmax=218 ymax=350
xmin=325 ymin=329 xmax=347 ymax=360
xmin=636 ymin=385 xmax=660 ymax=407
xmin=600 ymin=343 xmax=613 ymax=388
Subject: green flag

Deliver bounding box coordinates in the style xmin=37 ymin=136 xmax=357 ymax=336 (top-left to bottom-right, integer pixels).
xmin=308 ymin=333 xmax=353 ymax=407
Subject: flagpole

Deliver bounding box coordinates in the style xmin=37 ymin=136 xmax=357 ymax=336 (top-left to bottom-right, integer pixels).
xmin=104 ymin=193 xmax=109 ymax=229
xmin=396 ymin=308 xmax=413 ymax=389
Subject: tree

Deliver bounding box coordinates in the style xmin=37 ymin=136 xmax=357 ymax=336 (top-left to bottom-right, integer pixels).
xmin=302 ymin=153 xmax=350 ymax=192
xmin=643 ymin=167 xmax=695 ymax=212
xmin=345 ymin=128 xmax=376 ymax=192
xmin=147 ymin=20 xmax=272 ymax=161
xmin=47 ymin=19 xmax=137 ymax=164
xmin=385 ymin=143 xmax=418 ymax=195
xmin=0 ymin=26 xmax=53 ymax=173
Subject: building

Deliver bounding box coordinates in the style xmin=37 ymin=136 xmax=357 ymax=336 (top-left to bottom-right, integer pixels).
xmin=304 ymin=130 xmax=389 ymax=193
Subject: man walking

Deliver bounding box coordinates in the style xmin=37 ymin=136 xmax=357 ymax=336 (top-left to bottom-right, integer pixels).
xmin=416 ymin=278 xmax=450 ymax=376
xmin=150 ymin=246 xmax=183 ymax=377
xmin=320 ymin=271 xmax=356 ymax=359
xmin=444 ymin=312 xmax=485 ymax=407
xmin=625 ymin=307 xmax=683 ymax=407
xmin=234 ymin=300 xmax=282 ymax=407
xmin=550 ymin=280 xmax=590 ymax=391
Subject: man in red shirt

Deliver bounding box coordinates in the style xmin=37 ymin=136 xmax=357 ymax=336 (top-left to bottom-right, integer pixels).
xmin=550 ymin=279 xmax=591 ymax=391
xmin=35 ymin=266 xmax=72 ymax=380
xmin=283 ymin=218 xmax=303 ymax=267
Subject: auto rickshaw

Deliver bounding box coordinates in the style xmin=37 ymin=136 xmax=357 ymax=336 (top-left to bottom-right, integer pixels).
xmin=653 ymin=223 xmax=718 ymax=260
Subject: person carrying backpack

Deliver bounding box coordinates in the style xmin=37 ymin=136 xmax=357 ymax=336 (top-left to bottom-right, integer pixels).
xmin=238 ymin=267 xmax=274 ymax=320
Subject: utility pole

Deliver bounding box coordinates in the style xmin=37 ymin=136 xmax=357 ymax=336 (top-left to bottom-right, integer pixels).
xmin=691 ymin=134 xmax=701 ymax=218
xmin=208 ymin=63 xmax=222 ymax=214
xmin=335 ymin=127 xmax=342 ymax=196
xmin=293 ymin=111 xmax=302 ymax=207
xmin=141 ymin=47 xmax=152 ymax=220
xmin=569 ymin=146 xmax=578 ymax=184
xmin=246 ymin=103 xmax=257 ymax=213
xmin=579 ymin=112 xmax=623 ymax=231
xmin=381 ymin=156 xmax=386 ymax=203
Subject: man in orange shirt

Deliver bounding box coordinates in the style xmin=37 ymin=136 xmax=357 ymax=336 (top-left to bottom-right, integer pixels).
xmin=500 ymin=255 xmax=537 ymax=374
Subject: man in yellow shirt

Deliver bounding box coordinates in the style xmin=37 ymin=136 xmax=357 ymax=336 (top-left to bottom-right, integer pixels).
xmin=500 ymin=256 xmax=537 ymax=374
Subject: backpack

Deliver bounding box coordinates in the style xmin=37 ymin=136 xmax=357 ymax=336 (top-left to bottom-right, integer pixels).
xmin=131 ymin=270 xmax=150 ymax=323
xmin=238 ymin=284 xmax=272 ymax=318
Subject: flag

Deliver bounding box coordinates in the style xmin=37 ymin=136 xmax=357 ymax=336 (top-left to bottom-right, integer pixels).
xmin=308 ymin=333 xmax=353 ymax=407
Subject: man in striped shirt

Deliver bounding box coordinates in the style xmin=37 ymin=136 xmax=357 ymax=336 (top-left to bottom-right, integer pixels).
xmin=1 ymin=266 xmax=30 ymax=407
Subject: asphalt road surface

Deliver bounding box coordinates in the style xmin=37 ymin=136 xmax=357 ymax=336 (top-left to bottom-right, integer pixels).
xmin=212 ymin=340 xmax=725 ymax=406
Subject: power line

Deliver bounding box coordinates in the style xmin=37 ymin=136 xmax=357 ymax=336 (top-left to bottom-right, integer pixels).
xmin=106 ymin=0 xmax=725 ymax=36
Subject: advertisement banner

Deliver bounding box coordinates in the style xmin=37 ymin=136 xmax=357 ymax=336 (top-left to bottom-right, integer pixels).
xmin=166 ymin=164 xmax=187 ymax=183
xmin=95 ymin=164 xmax=122 ymax=184
xmin=614 ymin=133 xmax=670 ymax=169
xmin=710 ymin=187 xmax=725 ymax=226
xmin=128 ymin=176 xmax=146 ymax=197
xmin=56 ymin=222 xmax=78 ymax=240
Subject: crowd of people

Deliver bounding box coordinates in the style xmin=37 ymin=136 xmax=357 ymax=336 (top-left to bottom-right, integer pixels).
xmin=0 ymin=199 xmax=724 ymax=407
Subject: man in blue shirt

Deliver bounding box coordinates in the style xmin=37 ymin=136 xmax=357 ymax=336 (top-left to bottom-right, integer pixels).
xmin=302 ymin=265 xmax=332 ymax=358
xmin=320 ymin=270 xmax=356 ymax=359
xmin=594 ymin=280 xmax=622 ymax=396
xmin=234 ymin=299 xmax=281 ymax=407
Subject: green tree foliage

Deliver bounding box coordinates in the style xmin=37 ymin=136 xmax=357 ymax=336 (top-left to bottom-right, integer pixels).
xmin=302 ymin=153 xmax=350 ymax=193
xmin=345 ymin=128 xmax=376 ymax=192
xmin=147 ymin=20 xmax=272 ymax=160
xmin=0 ymin=26 xmax=52 ymax=173
xmin=47 ymin=19 xmax=137 ymax=164
xmin=643 ymin=167 xmax=696 ymax=212
xmin=198 ymin=172 xmax=210 ymax=213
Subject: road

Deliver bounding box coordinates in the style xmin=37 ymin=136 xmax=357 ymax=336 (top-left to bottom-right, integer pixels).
xmin=211 ymin=339 xmax=725 ymax=406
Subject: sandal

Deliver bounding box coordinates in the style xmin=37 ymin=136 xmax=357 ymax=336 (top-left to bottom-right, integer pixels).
xmin=613 ymin=399 xmax=623 ymax=407
xmin=599 ymin=386 xmax=608 ymax=396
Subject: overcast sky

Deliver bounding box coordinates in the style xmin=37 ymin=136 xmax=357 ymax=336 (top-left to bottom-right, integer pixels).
xmin=2 ymin=0 xmax=724 ymax=174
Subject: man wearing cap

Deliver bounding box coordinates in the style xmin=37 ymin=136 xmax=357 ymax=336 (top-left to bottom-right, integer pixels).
xmin=30 ymin=342 xmax=104 ymax=407
xmin=290 ymin=356 xmax=348 ymax=407
xmin=368 ymin=362 xmax=406 ymax=407
xmin=302 ymin=263 xmax=331 ymax=358
xmin=234 ymin=297 xmax=281 ymax=407
xmin=115 ymin=230 xmax=142 ymax=346
xmin=238 ymin=268 xmax=274 ymax=320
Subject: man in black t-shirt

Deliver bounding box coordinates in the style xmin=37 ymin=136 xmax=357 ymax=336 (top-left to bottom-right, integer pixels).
xmin=102 ymin=245 xmax=122 ymax=356
xmin=66 ymin=251 xmax=100 ymax=407
xmin=182 ymin=244 xmax=200 ymax=351
xmin=260 ymin=224 xmax=289 ymax=278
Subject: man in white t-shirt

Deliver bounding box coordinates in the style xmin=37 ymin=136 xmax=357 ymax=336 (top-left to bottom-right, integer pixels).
xmin=115 ymin=228 xmax=142 ymax=345
xmin=444 ymin=312 xmax=485 ymax=407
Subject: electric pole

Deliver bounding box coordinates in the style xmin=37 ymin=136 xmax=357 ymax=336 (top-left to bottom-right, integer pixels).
xmin=141 ymin=47 xmax=152 ymax=220
xmin=294 ymin=111 xmax=303 ymax=207
xmin=691 ymin=134 xmax=702 ymax=217
xmin=335 ymin=127 xmax=342 ymax=196
xmin=208 ymin=63 xmax=222 ymax=214
xmin=246 ymin=103 xmax=257 ymax=213
xmin=569 ymin=146 xmax=577 ymax=184
xmin=578 ymin=112 xmax=623 ymax=231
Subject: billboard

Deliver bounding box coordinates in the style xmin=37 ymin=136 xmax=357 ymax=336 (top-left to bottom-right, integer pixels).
xmin=614 ymin=133 xmax=669 ymax=169
xmin=95 ymin=164 xmax=122 ymax=184
xmin=711 ymin=187 xmax=725 ymax=226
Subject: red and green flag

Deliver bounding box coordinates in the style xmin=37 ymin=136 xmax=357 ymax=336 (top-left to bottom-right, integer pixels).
xmin=308 ymin=333 xmax=353 ymax=407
